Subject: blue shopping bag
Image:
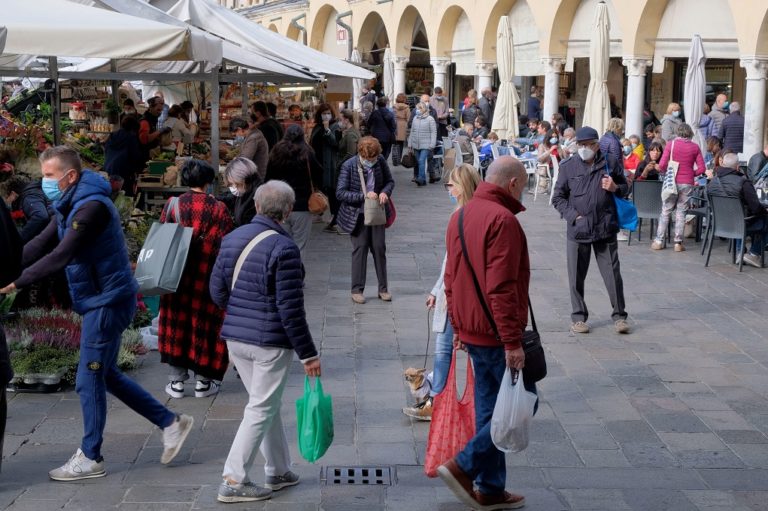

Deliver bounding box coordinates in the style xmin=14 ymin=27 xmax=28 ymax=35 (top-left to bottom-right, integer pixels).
xmin=603 ymin=162 xmax=638 ymax=231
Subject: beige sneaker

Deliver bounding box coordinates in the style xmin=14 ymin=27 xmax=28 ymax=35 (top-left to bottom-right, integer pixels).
xmin=571 ymin=321 xmax=590 ymax=334
xmin=742 ymin=252 xmax=762 ymax=268
xmin=615 ymin=319 xmax=630 ymax=334
xmin=378 ymin=292 xmax=392 ymax=302
xmin=351 ymin=293 xmax=366 ymax=304
xmin=674 ymin=243 xmax=685 ymax=252
xmin=651 ymin=241 xmax=664 ymax=250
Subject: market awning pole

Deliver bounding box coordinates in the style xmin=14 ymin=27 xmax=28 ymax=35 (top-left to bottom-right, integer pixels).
xmin=210 ymin=68 xmax=220 ymax=170
xmin=110 ymin=61 xmax=120 ymax=124
xmin=49 ymin=57 xmax=61 ymax=145
xmin=241 ymin=69 xmax=248 ymax=118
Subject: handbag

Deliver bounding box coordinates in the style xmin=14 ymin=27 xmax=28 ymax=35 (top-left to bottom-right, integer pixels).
xmin=604 ymin=162 xmax=638 ymax=231
xmin=423 ymin=351 xmax=475 ymax=477
xmin=358 ymin=166 xmax=386 ymax=226
xmin=458 ymin=209 xmax=547 ymax=385
xmin=661 ymin=140 xmax=679 ymax=202
xmin=391 ymin=143 xmax=403 ymax=167
xmin=385 ymin=197 xmax=396 ymax=229
xmin=400 ymin=148 xmax=416 ymax=169
xmin=306 ymin=160 xmax=329 ymax=215
xmin=135 ymin=197 xmax=193 ymax=296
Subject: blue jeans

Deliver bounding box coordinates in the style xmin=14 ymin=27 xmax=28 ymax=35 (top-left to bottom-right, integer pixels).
xmin=415 ymin=148 xmax=430 ymax=184
xmin=429 ymin=320 xmax=453 ymax=397
xmin=456 ymin=344 xmax=507 ymax=495
xmin=78 ymin=298 xmax=175 ymax=460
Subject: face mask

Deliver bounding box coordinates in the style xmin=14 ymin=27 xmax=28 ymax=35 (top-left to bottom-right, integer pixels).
xmin=42 ymin=172 xmax=71 ymax=201
xmin=549 ymin=137 xmax=558 ymax=145
xmin=362 ymin=158 xmax=375 ymax=169
xmin=322 ymin=113 xmax=333 ymax=122
xmin=234 ymin=135 xmax=245 ymax=144
xmin=449 ymin=191 xmax=457 ymax=205
xmin=578 ymin=147 xmax=595 ymax=161
xmin=672 ymin=111 xmax=680 ymax=118
xmin=229 ymin=186 xmax=241 ymax=197
xmin=631 ymin=143 xmax=638 ymax=149
xmin=623 ymin=146 xmax=632 ymax=155
xmin=723 ymin=101 xmax=730 ymax=110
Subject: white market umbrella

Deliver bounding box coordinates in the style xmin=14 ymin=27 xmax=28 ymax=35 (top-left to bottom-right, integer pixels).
xmin=581 ymin=1 xmax=611 ymax=135
xmin=684 ymin=34 xmax=707 ymax=153
xmin=351 ymin=49 xmax=364 ymax=110
xmin=491 ymin=16 xmax=519 ymax=140
xmin=383 ymin=46 xmax=395 ymax=105
xmin=0 ymin=27 xmax=6 ymax=55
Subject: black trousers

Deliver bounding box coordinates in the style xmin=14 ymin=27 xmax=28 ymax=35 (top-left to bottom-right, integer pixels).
xmin=0 ymin=324 xmax=8 ymax=473
xmin=350 ymin=224 xmax=388 ymax=294
xmin=566 ymin=238 xmax=627 ymax=323
xmin=323 ymin=185 xmax=340 ymax=225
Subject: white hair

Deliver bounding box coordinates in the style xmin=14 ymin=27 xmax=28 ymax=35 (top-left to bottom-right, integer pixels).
xmin=253 ymin=181 xmax=295 ymax=222
xmin=728 ymin=102 xmax=741 ymax=113
xmin=722 ymin=153 xmax=740 ymax=169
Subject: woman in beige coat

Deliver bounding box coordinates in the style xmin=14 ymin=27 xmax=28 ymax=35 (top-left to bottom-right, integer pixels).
xmin=392 ymin=93 xmax=411 ymax=166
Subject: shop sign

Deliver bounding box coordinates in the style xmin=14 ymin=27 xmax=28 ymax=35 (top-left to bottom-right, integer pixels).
xmin=336 ymin=26 xmax=348 ymax=46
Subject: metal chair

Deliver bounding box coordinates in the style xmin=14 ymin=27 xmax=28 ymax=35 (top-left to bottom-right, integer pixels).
xmin=470 ymin=142 xmax=481 ymax=169
xmin=548 ymin=155 xmax=560 ymax=206
xmin=628 ymin=180 xmax=663 ymax=246
xmin=491 ymin=143 xmax=500 ymax=160
xmin=705 ymin=194 xmax=765 ymax=271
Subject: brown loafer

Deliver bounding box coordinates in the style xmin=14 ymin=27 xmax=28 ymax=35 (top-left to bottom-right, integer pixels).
xmin=474 ymin=490 xmax=526 ymax=510
xmin=378 ymin=292 xmax=392 ymax=302
xmin=436 ymin=458 xmax=477 ymax=508
xmin=351 ymin=293 xmax=366 ymax=304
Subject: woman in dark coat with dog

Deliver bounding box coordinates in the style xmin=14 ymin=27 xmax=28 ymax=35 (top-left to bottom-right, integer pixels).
xmin=336 ymin=136 xmax=395 ymax=305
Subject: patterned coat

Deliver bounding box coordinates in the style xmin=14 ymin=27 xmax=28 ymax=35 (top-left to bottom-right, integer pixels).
xmin=158 ymin=191 xmax=233 ymax=380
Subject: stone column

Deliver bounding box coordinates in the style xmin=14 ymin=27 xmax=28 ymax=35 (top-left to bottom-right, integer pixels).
xmin=541 ymin=57 xmax=565 ymax=122
xmin=622 ymin=57 xmax=652 ymax=139
xmin=430 ymin=57 xmax=451 ymax=92
xmin=393 ymin=56 xmax=409 ymax=96
xmin=740 ymin=58 xmax=768 ymax=159
xmin=476 ymin=61 xmax=495 ymax=91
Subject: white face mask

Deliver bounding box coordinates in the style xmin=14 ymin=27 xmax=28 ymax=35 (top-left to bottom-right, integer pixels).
xmin=578 ymin=147 xmax=595 ymax=161
xmin=229 ymin=186 xmax=241 ymax=197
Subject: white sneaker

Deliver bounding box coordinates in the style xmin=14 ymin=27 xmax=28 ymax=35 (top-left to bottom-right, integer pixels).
xmin=195 ymin=380 xmax=221 ymax=398
xmin=49 ymin=449 xmax=106 ymax=481
xmin=165 ymin=381 xmax=184 ymax=399
xmin=616 ymin=231 xmax=629 ymax=241
xmin=161 ymin=414 xmax=194 ymax=464
xmin=742 ymin=252 xmax=762 ymax=268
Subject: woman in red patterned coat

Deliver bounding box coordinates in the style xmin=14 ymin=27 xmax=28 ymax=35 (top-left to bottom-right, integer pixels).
xmin=159 ymin=159 xmax=233 ymax=398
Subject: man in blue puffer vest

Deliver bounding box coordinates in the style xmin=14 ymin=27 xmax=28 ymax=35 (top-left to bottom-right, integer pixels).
xmin=0 ymin=146 xmax=193 ymax=481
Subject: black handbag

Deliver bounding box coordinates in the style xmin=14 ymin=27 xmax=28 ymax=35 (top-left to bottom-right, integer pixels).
xmin=400 ymin=148 xmax=416 ymax=169
xmin=458 ymin=209 xmax=547 ymax=385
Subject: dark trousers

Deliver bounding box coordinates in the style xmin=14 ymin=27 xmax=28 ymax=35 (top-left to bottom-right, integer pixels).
xmin=567 ymin=238 xmax=627 ymax=323
xmin=380 ymin=142 xmax=392 ymax=161
xmin=350 ymin=224 xmax=388 ymax=294
xmin=323 ymin=186 xmax=340 ymax=226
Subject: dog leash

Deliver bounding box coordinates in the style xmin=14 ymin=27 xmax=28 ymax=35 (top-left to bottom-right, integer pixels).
xmin=423 ymin=308 xmax=432 ymax=369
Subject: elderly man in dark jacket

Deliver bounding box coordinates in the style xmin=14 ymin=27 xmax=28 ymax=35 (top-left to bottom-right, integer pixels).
xmin=366 ymin=97 xmax=397 ymax=160
xmin=0 ymin=198 xmax=22 ymax=473
xmin=552 ymin=126 xmax=630 ymax=335
xmin=720 ymin=102 xmax=745 ymax=153
xmin=708 ymin=152 xmax=768 ymax=267
xmin=210 ymin=180 xmax=321 ymax=504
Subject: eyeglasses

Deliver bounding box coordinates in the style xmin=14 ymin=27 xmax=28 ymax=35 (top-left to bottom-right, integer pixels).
xmin=444 ymin=183 xmax=454 ymax=190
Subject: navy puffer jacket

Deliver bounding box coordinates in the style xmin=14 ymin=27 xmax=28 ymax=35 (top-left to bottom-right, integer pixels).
xmin=335 ymin=155 xmax=395 ymax=234
xmin=209 ymin=215 xmax=318 ymax=361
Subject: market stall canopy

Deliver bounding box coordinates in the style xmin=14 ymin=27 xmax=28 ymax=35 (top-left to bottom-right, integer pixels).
xmin=0 ymin=0 xmax=220 ymax=64
xmin=0 ymin=27 xmax=6 ymax=55
xmin=153 ymin=0 xmax=374 ymax=80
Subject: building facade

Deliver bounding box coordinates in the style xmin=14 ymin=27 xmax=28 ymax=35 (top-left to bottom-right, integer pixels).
xmin=226 ymin=0 xmax=768 ymax=157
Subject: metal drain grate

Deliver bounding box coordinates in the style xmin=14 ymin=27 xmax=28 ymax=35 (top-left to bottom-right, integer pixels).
xmin=324 ymin=466 xmax=393 ymax=485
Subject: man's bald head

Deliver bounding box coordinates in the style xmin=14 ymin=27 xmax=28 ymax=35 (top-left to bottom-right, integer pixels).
xmin=486 ymin=156 xmax=527 ymax=202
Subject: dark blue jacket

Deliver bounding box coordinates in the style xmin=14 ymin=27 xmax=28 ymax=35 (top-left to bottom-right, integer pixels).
xmin=209 ymin=215 xmax=318 ymax=361
xmin=335 ymin=155 xmax=395 ymax=234
xmin=367 ymin=107 xmax=396 ymax=144
xmin=551 ymin=151 xmax=628 ymax=243
xmin=721 ymin=111 xmax=745 ymax=153
xmin=54 ymin=170 xmax=137 ymax=314
xmin=599 ymin=131 xmax=624 ymax=172
xmin=16 ymin=182 xmax=51 ymax=243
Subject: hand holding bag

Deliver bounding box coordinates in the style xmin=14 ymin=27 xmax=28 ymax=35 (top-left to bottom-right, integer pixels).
xmin=306 ymin=160 xmax=329 ymax=215
xmin=135 ymin=197 xmax=193 ymax=296
xmin=491 ymin=368 xmax=538 ymax=452
xmin=423 ymin=351 xmax=475 ymax=477
xmin=296 ymin=376 xmax=334 ymax=463
xmin=358 ymin=166 xmax=386 ymax=226
xmin=661 ymin=140 xmax=679 ymax=202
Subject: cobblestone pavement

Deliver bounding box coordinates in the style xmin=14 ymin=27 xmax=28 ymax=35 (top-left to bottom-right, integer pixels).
xmin=2 ymin=162 xmax=768 ymax=510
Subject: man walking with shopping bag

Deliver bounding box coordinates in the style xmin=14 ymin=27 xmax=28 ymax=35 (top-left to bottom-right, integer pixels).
xmin=0 ymin=147 xmax=193 ymax=481
xmin=439 ymin=156 xmax=530 ymax=509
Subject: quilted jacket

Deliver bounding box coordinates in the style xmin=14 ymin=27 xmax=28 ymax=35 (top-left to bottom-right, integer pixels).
xmin=209 ymin=215 xmax=318 ymax=361
xmin=335 ymin=155 xmax=395 ymax=234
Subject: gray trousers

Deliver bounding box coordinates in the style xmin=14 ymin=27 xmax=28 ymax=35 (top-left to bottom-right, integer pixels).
xmin=283 ymin=211 xmax=312 ymax=261
xmin=350 ymin=224 xmax=388 ymax=294
xmin=566 ymin=238 xmax=627 ymax=323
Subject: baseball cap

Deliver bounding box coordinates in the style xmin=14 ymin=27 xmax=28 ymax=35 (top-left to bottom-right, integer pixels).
xmin=575 ymin=126 xmax=599 ymax=142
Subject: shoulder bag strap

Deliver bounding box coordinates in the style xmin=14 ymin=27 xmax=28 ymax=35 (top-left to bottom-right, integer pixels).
xmin=306 ymin=158 xmax=316 ymax=194
xmin=231 ymin=230 xmax=278 ymax=291
xmin=357 ymin=164 xmax=367 ymax=197
xmin=165 ymin=196 xmax=180 ymax=224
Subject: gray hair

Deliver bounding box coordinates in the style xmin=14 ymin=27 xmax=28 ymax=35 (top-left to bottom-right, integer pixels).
xmin=722 ymin=152 xmax=740 ymax=169
xmin=729 ymin=101 xmax=741 ymax=113
xmin=253 ymin=181 xmax=295 ymax=222
xmin=563 ymin=127 xmax=576 ymax=138
xmin=676 ymin=123 xmax=694 ymax=139
xmin=40 ymin=145 xmax=82 ymax=173
xmin=225 ymin=157 xmax=259 ymax=186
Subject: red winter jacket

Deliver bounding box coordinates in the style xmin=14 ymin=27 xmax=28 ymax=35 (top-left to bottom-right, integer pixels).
xmin=444 ymin=182 xmax=530 ymax=350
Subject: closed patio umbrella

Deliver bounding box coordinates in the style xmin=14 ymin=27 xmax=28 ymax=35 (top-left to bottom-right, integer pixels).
xmin=581 ymin=1 xmax=610 ymax=134
xmin=491 ymin=16 xmax=519 ymax=140
xmin=684 ymin=34 xmax=707 ymax=153
xmin=383 ymin=46 xmax=395 ymax=106
xmin=351 ymin=48 xmax=364 ymax=110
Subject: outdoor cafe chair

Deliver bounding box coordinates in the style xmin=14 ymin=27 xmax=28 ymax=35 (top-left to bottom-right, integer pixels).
xmin=705 ymin=194 xmax=765 ymax=272
xmin=628 ymin=180 xmax=665 ymax=246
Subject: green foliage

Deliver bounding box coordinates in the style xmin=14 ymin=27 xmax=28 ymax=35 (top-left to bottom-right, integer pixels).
xmin=11 ymin=345 xmax=79 ymax=376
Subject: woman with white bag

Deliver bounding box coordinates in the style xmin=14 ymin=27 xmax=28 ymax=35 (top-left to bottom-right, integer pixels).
xmin=652 ymin=123 xmax=705 ymax=252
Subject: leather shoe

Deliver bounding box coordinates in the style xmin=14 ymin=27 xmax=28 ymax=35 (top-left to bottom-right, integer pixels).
xmin=351 ymin=293 xmax=366 ymax=304
xmin=474 ymin=490 xmax=526 ymax=510
xmin=436 ymin=458 xmax=477 ymax=508
xmin=378 ymin=292 xmax=392 ymax=302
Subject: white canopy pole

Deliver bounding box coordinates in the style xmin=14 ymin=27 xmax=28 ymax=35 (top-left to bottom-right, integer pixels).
xmin=210 ymin=67 xmax=220 ymax=170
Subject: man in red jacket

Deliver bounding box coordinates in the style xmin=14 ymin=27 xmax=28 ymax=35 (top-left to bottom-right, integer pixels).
xmin=439 ymin=156 xmax=529 ymax=510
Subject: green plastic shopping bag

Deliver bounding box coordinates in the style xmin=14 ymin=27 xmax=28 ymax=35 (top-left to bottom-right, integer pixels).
xmin=296 ymin=376 xmax=334 ymax=462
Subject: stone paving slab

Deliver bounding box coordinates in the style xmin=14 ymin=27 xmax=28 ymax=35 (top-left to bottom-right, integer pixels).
xmin=3 ymin=162 xmax=768 ymax=510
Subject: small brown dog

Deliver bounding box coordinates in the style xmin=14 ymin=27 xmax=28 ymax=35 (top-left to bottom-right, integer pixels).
xmin=404 ymin=367 xmax=432 ymax=403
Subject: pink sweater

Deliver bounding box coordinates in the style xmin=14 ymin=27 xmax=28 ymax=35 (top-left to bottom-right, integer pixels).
xmin=659 ymin=138 xmax=706 ymax=185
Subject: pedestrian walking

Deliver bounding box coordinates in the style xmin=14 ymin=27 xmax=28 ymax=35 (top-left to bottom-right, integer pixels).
xmin=408 ymin=102 xmax=437 ymax=186
xmin=210 ymin=180 xmax=321 ymax=504
xmin=223 ymin=157 xmax=263 ymax=228
xmin=159 ymin=159 xmax=233 ymax=399
xmin=439 ymin=156 xmax=530 ymax=510
xmin=366 ymin=97 xmax=396 ymax=161
xmin=0 ymin=146 xmax=193 ymax=480
xmin=392 ymin=94 xmax=410 ymax=166
xmin=551 ymin=127 xmax=631 ymax=335
xmin=310 ymin=103 xmax=342 ymax=233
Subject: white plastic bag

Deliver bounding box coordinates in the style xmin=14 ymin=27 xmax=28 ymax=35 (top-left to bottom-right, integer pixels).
xmin=491 ymin=368 xmax=538 ymax=452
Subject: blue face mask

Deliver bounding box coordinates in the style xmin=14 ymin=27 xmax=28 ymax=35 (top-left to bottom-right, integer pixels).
xmin=623 ymin=146 xmax=632 ymax=155
xmin=672 ymin=110 xmax=681 ymax=118
xmin=449 ymin=191 xmax=457 ymax=205
xmin=234 ymin=135 xmax=245 ymax=144
xmin=723 ymin=101 xmax=730 ymax=110
xmin=362 ymin=158 xmax=375 ymax=169
xmin=549 ymin=137 xmax=558 ymax=145
xmin=42 ymin=171 xmax=72 ymax=201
